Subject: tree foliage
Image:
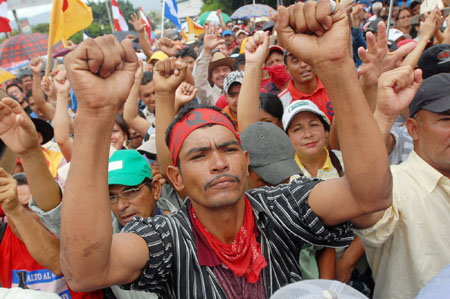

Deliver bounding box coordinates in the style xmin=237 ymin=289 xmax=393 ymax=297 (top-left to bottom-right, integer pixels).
xmin=201 ymin=0 xmax=297 ymax=15
xmin=32 ymin=23 xmax=49 ymax=34
xmin=87 ymin=0 xmax=136 ymax=27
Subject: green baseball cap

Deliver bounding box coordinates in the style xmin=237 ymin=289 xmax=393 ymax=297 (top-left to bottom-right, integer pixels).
xmin=108 ymin=150 xmax=152 ymax=186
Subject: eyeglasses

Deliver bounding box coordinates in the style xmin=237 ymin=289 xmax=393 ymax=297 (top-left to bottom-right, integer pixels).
xmin=398 ymin=15 xmax=411 ymax=20
xmin=109 ymin=183 xmax=145 ymax=204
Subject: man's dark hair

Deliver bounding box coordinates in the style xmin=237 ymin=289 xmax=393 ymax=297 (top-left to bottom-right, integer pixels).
xmin=13 ymin=172 xmax=27 ymax=185
xmin=176 ymin=47 xmax=198 ymax=60
xmin=6 ymin=83 xmax=23 ymax=93
xmin=165 ymin=103 xmax=235 ymax=167
xmin=234 ymin=54 xmax=245 ymax=70
xmin=24 ymin=90 xmax=33 ymax=102
xmin=141 ymin=71 xmax=153 ymax=86
xmin=259 ymin=93 xmax=283 ymax=122
xmin=115 ymin=114 xmax=130 ymax=141
xmin=19 ymin=73 xmax=32 ymax=83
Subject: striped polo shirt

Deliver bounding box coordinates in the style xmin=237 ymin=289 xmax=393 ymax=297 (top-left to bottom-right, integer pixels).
xmin=121 ymin=177 xmax=353 ymax=298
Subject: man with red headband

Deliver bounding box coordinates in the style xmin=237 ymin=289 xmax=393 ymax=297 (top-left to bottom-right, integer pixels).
xmin=60 ymin=1 xmax=396 ymax=298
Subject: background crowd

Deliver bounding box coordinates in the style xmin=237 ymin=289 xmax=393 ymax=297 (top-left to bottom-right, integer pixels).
xmin=0 ymin=0 xmax=449 ymax=298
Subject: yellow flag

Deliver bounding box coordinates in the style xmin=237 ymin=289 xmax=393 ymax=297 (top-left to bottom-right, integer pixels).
xmin=187 ymin=17 xmax=204 ymax=35
xmin=48 ymin=0 xmax=93 ymax=47
xmin=180 ymin=28 xmax=188 ymax=41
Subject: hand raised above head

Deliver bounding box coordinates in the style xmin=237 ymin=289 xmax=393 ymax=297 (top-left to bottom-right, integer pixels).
xmin=64 ymin=35 xmax=137 ymax=113
xmin=0 ymin=98 xmax=40 ymax=156
xmin=275 ymin=0 xmax=350 ymax=71
xmin=244 ymin=31 xmax=269 ymax=66
xmin=29 ymin=57 xmax=43 ymax=75
xmin=153 ymin=58 xmax=187 ymax=93
xmin=0 ymin=167 xmax=18 ymax=214
xmin=53 ymin=70 xmax=71 ymax=95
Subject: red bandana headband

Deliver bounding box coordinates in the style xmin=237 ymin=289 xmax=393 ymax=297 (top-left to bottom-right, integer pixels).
xmin=168 ymin=108 xmax=240 ymax=166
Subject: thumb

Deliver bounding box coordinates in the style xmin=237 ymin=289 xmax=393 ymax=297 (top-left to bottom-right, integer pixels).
xmin=175 ymin=61 xmax=187 ymax=81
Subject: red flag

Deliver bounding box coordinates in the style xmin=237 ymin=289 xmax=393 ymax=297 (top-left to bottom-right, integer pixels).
xmin=0 ymin=0 xmax=11 ymax=33
xmin=139 ymin=6 xmax=151 ymax=44
xmin=111 ymin=0 xmax=128 ymax=32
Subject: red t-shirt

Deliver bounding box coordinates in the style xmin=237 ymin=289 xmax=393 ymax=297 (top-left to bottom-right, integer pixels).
xmin=279 ymin=77 xmax=335 ymax=123
xmin=0 ymin=224 xmax=103 ymax=299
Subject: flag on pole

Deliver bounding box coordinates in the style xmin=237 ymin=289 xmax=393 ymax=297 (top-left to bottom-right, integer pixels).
xmin=0 ymin=0 xmax=11 ymax=33
xmin=48 ymin=0 xmax=93 ymax=47
xmin=164 ymin=0 xmax=181 ymax=30
xmin=111 ymin=0 xmax=128 ymax=32
xmin=186 ymin=17 xmax=203 ymax=35
xmin=139 ymin=6 xmax=152 ymax=43
xmin=83 ymin=29 xmax=90 ymax=40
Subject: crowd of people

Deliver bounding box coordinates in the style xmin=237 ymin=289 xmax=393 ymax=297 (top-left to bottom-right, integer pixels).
xmin=0 ymin=0 xmax=449 ymax=298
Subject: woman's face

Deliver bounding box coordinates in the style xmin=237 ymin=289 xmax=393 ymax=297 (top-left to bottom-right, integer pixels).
xmin=111 ymin=123 xmax=127 ymax=150
xmin=396 ymin=9 xmax=411 ymax=29
xmin=287 ymin=111 xmax=328 ymax=159
xmin=258 ymin=109 xmax=282 ymax=129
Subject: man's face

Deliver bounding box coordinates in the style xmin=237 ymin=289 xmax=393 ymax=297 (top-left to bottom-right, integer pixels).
xmin=236 ymin=33 xmax=247 ymax=47
xmin=109 ymin=181 xmax=160 ymax=226
xmin=128 ymin=128 xmax=143 ymax=150
xmin=180 ymin=56 xmax=196 ymax=72
xmin=215 ymin=44 xmax=228 ymax=57
xmin=139 ymin=81 xmax=156 ymax=113
xmin=7 ymin=86 xmax=24 ymax=102
xmin=28 ymin=96 xmax=44 ymax=118
xmin=407 ymin=110 xmax=450 ymax=177
xmin=21 ymin=75 xmax=33 ymax=91
xmin=265 ymin=51 xmax=284 ymax=68
xmin=255 ymin=22 xmax=264 ymax=31
xmin=226 ymin=22 xmax=234 ymax=30
xmin=224 ymin=34 xmax=234 ymax=47
xmin=286 ymin=55 xmax=315 ymax=85
xmin=225 ymin=83 xmax=241 ymax=115
xmin=173 ymin=125 xmax=249 ymax=210
xmin=211 ymin=65 xmax=232 ymax=89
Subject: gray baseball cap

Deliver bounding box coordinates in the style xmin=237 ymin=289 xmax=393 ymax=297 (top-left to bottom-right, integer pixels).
xmin=409 ymin=73 xmax=450 ymax=117
xmin=241 ymin=122 xmax=302 ymax=185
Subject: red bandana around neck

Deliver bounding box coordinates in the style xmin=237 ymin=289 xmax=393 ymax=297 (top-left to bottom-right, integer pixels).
xmin=191 ymin=196 xmax=267 ymax=283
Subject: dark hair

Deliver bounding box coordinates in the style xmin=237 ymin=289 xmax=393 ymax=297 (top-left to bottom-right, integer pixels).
xmin=115 ymin=114 xmax=130 ymax=141
xmin=234 ymin=54 xmax=245 ymax=70
xmin=176 ymin=46 xmax=198 ymax=60
xmin=226 ymin=20 xmax=233 ymax=25
xmin=143 ymin=177 xmax=153 ymax=191
xmin=259 ymin=93 xmax=283 ymax=122
xmin=13 ymin=172 xmax=27 ymax=185
xmin=19 ymin=73 xmax=32 ymax=82
xmin=6 ymin=83 xmax=23 ymax=93
xmin=396 ymin=8 xmax=411 ymax=21
xmin=24 ymin=89 xmax=33 ymax=102
xmin=165 ymin=103 xmax=235 ymax=167
xmin=141 ymin=71 xmax=153 ymax=86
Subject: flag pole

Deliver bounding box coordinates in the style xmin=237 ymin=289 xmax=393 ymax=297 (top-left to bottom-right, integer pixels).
xmin=386 ymin=0 xmax=394 ymax=35
xmin=105 ymin=0 xmax=115 ymax=33
xmin=45 ymin=0 xmax=59 ymax=79
xmin=161 ymin=0 xmax=165 ymax=38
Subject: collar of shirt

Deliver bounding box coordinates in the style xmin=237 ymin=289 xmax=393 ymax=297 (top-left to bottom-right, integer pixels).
xmin=294 ymin=147 xmax=333 ymax=176
xmin=406 ymin=150 xmax=450 ymax=193
xmin=286 ymin=76 xmax=325 ymax=100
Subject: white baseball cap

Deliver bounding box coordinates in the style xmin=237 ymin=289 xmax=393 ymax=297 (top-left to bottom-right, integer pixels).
xmin=282 ymin=100 xmax=330 ymax=131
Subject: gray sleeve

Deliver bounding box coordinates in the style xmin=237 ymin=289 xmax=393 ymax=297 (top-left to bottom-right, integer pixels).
xmin=389 ymin=124 xmax=413 ymax=165
xmin=28 ymin=196 xmax=61 ymax=238
xmin=193 ymin=51 xmax=215 ymax=106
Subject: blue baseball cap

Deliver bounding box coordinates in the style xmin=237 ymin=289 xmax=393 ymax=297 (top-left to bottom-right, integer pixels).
xmin=222 ymin=30 xmax=233 ymax=37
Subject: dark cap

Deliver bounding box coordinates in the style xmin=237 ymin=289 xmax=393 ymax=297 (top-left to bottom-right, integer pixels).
xmin=241 ymin=122 xmax=302 ymax=185
xmin=418 ymin=44 xmax=450 ymax=80
xmin=409 ymin=73 xmax=450 ymax=117
xmin=31 ymin=118 xmax=54 ymax=144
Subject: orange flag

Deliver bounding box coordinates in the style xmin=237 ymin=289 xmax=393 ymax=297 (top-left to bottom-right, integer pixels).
xmin=186 ymin=17 xmax=204 ymax=35
xmin=48 ymin=0 xmax=93 ymax=47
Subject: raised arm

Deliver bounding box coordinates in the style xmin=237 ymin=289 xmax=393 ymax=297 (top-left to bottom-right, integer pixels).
xmin=53 ymin=70 xmax=73 ymax=162
xmin=154 ymin=58 xmax=188 ymax=177
xmin=123 ymin=60 xmax=152 ymax=137
xmin=0 ymin=99 xmax=61 ymax=211
xmin=29 ymin=57 xmax=55 ymax=121
xmin=276 ymin=0 xmax=391 ymax=228
xmin=129 ymin=12 xmax=153 ymax=59
xmin=61 ymin=36 xmax=148 ymax=291
xmin=237 ymin=31 xmax=269 ymax=132
xmin=373 ymin=66 xmax=422 ymax=154
xmin=216 ymin=9 xmax=227 ymax=31
xmin=0 ymin=168 xmax=62 ymax=276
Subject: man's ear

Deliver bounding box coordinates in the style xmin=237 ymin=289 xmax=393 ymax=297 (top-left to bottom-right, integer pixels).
xmin=243 ymin=150 xmax=250 ymax=177
xmin=151 ymin=178 xmax=162 ymax=201
xmin=406 ymin=117 xmax=419 ymax=142
xmin=167 ymin=165 xmax=185 ymax=192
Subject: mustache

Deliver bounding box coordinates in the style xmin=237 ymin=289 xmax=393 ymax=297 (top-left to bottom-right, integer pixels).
xmin=204 ymin=174 xmax=240 ymax=191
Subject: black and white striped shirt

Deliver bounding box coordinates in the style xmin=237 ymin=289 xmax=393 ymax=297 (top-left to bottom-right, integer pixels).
xmin=121 ymin=177 xmax=353 ymax=298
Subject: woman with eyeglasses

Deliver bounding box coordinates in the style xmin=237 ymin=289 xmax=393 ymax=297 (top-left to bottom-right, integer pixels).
xmin=395 ymin=8 xmax=413 ymax=36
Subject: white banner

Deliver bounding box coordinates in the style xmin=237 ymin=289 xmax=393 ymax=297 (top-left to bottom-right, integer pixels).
xmin=8 ymin=0 xmax=52 ymax=11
